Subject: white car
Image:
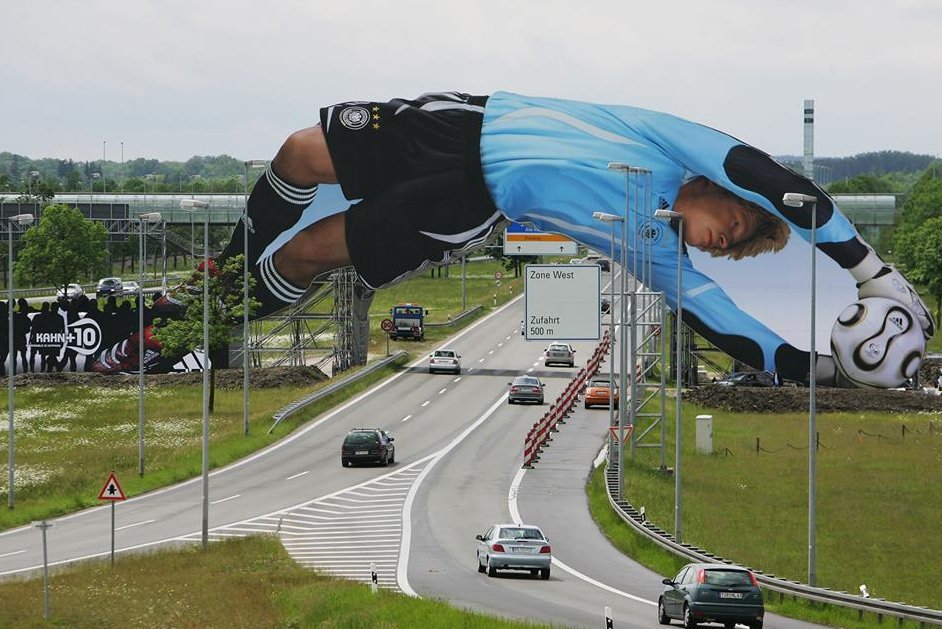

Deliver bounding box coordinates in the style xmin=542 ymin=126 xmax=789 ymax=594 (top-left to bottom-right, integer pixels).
xmin=122 ymin=281 xmax=141 ymax=295
xmin=428 ymin=349 xmax=461 ymax=374
xmin=55 ymin=283 xmax=85 ymax=300
xmin=476 ymin=523 xmax=552 ymax=579
xmin=544 ymin=342 xmax=576 ymax=367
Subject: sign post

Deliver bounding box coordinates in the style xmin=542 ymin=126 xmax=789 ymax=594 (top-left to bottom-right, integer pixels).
xmin=380 ymin=318 xmax=393 ymax=356
xmin=98 ymin=471 xmax=127 ymax=566
xmin=33 ymin=519 xmax=54 ymax=620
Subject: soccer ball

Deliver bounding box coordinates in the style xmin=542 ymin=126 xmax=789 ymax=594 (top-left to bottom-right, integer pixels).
xmin=830 ymin=297 xmax=925 ymax=388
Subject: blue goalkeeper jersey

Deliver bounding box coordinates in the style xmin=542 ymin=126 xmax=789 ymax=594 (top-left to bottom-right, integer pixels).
xmin=479 ymin=91 xmax=866 ymax=381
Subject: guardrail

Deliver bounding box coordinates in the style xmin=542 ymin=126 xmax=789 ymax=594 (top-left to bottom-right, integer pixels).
xmin=523 ymin=332 xmax=610 ymax=468
xmin=603 ymin=465 xmax=942 ymax=626
xmin=424 ymin=305 xmax=485 ymax=329
xmin=267 ymin=350 xmax=408 ymax=434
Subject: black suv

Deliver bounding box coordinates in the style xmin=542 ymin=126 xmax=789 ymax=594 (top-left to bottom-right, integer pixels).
xmin=341 ymin=428 xmax=395 ymax=467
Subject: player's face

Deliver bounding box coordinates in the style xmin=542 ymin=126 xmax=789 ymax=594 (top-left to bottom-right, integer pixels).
xmin=679 ymin=194 xmax=757 ymax=252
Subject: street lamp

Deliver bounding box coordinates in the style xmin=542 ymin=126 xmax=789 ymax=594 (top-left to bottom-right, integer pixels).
xmin=783 ymin=191 xmax=819 ymax=586
xmin=243 ymin=160 xmax=267 ymax=436
xmin=6 ymin=213 xmax=34 ymax=509
xmin=90 ymin=173 xmax=101 ymax=213
xmin=27 ymin=171 xmax=39 ymax=198
xmin=180 ymin=198 xmax=211 ymax=548
xmin=654 ymin=208 xmax=684 ymax=541
xmin=136 ymin=212 xmax=162 ymax=476
xmin=593 ymin=211 xmax=624 ymax=469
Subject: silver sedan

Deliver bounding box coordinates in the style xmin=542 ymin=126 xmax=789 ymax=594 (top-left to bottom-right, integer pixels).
xmin=475 ymin=523 xmax=552 ymax=579
xmin=507 ymin=375 xmax=544 ymax=404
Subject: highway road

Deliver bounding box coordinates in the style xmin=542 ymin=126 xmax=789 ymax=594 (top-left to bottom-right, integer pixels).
xmin=0 ymin=289 xmax=822 ymax=628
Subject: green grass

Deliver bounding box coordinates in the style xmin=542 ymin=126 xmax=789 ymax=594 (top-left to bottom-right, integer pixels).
xmin=592 ymin=397 xmax=942 ymax=613
xmin=0 ymin=536 xmax=561 ymax=628
xmin=0 ymin=356 xmax=410 ymax=531
xmin=586 ymin=466 xmax=931 ymax=629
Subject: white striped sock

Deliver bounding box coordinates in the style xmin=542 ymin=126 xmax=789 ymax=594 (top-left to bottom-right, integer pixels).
xmin=259 ymin=255 xmax=305 ymax=304
xmin=266 ymin=166 xmax=317 ymax=206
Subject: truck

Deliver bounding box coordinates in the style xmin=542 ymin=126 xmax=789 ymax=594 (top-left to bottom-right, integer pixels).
xmin=389 ymin=304 xmax=426 ymax=341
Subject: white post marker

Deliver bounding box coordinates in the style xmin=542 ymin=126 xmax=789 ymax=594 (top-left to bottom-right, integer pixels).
xmin=97 ymin=471 xmax=127 ymax=566
xmin=33 ymin=519 xmax=54 ymax=620
xmin=370 ymin=561 xmax=378 ymax=594
xmin=604 ymin=605 xmax=614 ymax=628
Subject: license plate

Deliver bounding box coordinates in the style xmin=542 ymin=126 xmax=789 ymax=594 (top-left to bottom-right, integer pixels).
xmin=719 ymin=592 xmax=743 ymax=599
xmin=355 ymin=450 xmax=368 ymax=455
xmin=511 ymin=546 xmax=530 ymax=553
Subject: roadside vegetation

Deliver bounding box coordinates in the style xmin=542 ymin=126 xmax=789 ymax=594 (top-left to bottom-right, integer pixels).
xmin=586 ymin=399 xmax=942 ymax=621
xmin=2 ymin=254 xmax=940 ymax=626
xmin=0 ymin=257 xmax=525 ymax=531
xmin=0 ymin=535 xmax=560 ymax=628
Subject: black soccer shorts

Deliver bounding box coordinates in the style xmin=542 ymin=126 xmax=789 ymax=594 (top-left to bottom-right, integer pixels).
xmin=320 ymin=92 xmax=505 ymax=289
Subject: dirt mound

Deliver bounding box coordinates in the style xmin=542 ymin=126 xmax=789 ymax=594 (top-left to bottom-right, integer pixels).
xmin=686 ymin=384 xmax=942 ymax=413
xmin=12 ymin=366 xmax=329 ymax=390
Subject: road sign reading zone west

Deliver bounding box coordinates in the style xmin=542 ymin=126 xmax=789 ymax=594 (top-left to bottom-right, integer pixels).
xmin=524 ymin=264 xmax=600 ymax=340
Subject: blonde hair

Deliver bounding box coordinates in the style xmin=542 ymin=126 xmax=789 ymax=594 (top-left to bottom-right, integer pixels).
xmin=694 ymin=178 xmax=790 ymax=260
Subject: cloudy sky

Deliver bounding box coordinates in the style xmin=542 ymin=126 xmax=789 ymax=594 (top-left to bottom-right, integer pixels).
xmin=2 ymin=0 xmax=939 ymax=163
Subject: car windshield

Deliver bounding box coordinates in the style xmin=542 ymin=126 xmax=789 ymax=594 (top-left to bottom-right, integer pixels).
xmin=703 ymin=569 xmax=753 ymax=586
xmin=433 ymin=351 xmax=455 ymax=358
xmin=345 ymin=432 xmax=378 ymax=445
xmin=498 ymin=527 xmax=544 ymax=540
xmin=590 ymin=379 xmax=612 ymax=388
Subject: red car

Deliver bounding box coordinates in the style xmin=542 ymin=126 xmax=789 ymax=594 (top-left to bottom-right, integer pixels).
xmin=584 ymin=377 xmax=618 ymax=409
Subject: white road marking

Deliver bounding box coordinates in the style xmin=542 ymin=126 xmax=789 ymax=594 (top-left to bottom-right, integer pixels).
xmin=421 ymin=401 xmax=430 ymax=407
xmin=438 ymin=388 xmax=447 ymax=395
xmin=287 ymin=471 xmax=309 ymax=480
xmin=401 ymin=414 xmax=412 ymax=422
xmin=0 ymin=549 xmax=26 ymax=558
xmin=498 ymin=342 xmax=504 ymax=347
xmin=488 ymin=350 xmax=494 ymax=355
xmin=398 ymin=393 xmax=509 ymax=596
xmin=453 ymin=377 xmax=461 ymax=383
xmin=211 ymin=494 xmax=240 ymax=505
xmin=508 ymin=465 xmax=655 ymax=607
xmin=115 ymin=519 xmax=155 ymax=532
xmin=478 ymin=358 xmax=484 ymax=363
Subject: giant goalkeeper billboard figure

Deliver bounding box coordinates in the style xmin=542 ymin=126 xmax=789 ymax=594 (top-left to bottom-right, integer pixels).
xmin=95 ymin=91 xmax=934 ymax=387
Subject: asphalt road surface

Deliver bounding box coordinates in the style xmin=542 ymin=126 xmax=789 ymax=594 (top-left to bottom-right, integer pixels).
xmin=0 ymin=292 xmax=822 ymax=629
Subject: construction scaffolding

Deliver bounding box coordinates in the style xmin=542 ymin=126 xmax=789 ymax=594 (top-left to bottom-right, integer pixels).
xmin=232 ymin=268 xmax=372 ymax=376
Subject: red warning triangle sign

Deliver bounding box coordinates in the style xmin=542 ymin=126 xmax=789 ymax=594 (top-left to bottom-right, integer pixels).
xmin=98 ymin=472 xmax=127 ymax=501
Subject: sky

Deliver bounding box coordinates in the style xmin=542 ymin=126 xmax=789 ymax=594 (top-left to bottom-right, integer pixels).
xmin=2 ymin=0 xmax=940 ymax=164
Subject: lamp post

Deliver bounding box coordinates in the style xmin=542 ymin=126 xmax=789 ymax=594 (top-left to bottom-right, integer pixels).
xmin=180 ymin=198 xmax=211 ymax=548
xmin=243 ymin=161 xmax=267 ymax=436
xmin=593 ymin=211 xmax=624 ymax=468
xmin=90 ymin=173 xmax=101 ymax=209
xmin=27 ymin=171 xmax=39 ymax=198
xmin=6 ymin=213 xmax=34 ymax=509
xmin=654 ymin=208 xmax=684 ymax=541
xmin=136 ymin=212 xmax=162 ymax=476
xmin=783 ymin=191 xmax=819 ymax=586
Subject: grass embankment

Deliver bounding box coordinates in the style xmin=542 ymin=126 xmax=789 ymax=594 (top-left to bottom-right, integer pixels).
xmin=1 ymin=259 xmax=526 ymax=531
xmin=586 ymin=401 xmax=942 ymax=623
xmin=0 ymin=536 xmax=560 ymax=628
